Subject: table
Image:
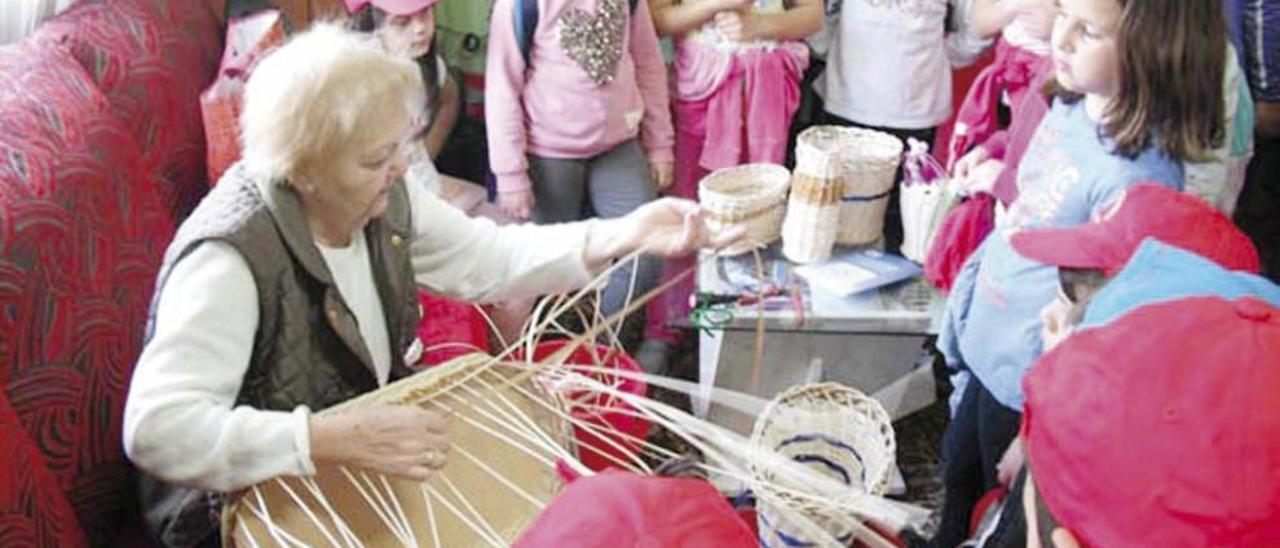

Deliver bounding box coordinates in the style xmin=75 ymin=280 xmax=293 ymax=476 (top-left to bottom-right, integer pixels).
xmin=685 ymin=244 xmax=945 ymax=435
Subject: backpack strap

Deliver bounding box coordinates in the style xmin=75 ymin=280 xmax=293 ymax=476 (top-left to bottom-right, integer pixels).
xmin=515 ymin=0 xmax=539 ymax=66
xmin=516 ymin=0 xmax=642 ymax=65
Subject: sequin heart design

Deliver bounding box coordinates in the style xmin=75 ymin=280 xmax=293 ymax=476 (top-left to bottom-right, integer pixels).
xmin=556 ymin=0 xmax=627 ymax=86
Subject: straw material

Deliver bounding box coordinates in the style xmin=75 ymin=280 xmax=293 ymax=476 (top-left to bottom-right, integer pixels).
xmin=899 ymin=180 xmax=959 ymax=263
xmin=225 ymin=353 xmax=572 ymax=548
xmin=833 ymin=128 xmax=904 ymax=246
xmin=749 ymin=382 xmax=897 ymax=546
xmin=782 ymin=127 xmax=846 ymax=263
xmin=699 ymin=164 xmax=792 ymax=256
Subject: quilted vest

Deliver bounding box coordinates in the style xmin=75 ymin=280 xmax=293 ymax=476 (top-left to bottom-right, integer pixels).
xmin=135 ymin=163 xmax=421 ymax=548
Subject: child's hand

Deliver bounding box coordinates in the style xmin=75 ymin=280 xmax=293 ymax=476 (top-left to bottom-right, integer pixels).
xmin=711 ymin=0 xmax=754 ymax=12
xmin=955 ymin=159 xmax=1004 ymax=196
xmin=951 ymin=146 xmax=990 ymax=180
xmin=714 ymin=10 xmax=760 ymax=43
xmin=497 ymin=188 xmax=535 ymax=221
xmin=996 ymin=436 xmax=1025 ymax=487
xmin=1013 ymin=0 xmax=1057 ymax=41
xmin=649 ymin=160 xmax=675 ymax=191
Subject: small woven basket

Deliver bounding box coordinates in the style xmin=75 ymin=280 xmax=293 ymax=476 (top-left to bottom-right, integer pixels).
xmin=749 ymin=382 xmax=897 ymax=546
xmin=900 ymin=180 xmax=958 ymax=263
xmin=782 ymin=127 xmax=846 ymax=264
xmin=699 ymin=164 xmax=792 ymax=256
xmin=899 ymin=138 xmax=958 ymax=263
xmin=834 ymin=128 xmax=904 ymax=246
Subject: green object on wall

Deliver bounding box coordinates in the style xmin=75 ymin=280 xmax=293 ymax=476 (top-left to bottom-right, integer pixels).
xmin=436 ymin=0 xmax=493 ymax=104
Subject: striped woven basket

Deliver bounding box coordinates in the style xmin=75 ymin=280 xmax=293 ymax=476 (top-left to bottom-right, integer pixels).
xmin=833 ymin=128 xmax=904 ymax=246
xmin=782 ymin=127 xmax=846 ymax=264
xmin=699 ymin=164 xmax=792 ymax=256
xmin=749 ymin=382 xmax=897 ymax=547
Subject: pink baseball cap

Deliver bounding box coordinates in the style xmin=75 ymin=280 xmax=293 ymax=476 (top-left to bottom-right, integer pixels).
xmin=1023 ymin=295 xmax=1280 ymax=546
xmin=1010 ymin=183 xmax=1260 ymax=275
xmin=342 ymin=0 xmax=439 ymax=15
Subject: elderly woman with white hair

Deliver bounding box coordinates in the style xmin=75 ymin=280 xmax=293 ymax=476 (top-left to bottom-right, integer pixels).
xmin=122 ymin=24 xmax=736 ymax=548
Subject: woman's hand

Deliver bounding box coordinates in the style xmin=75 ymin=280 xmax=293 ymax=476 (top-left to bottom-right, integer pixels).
xmin=583 ymin=198 xmax=746 ymax=269
xmin=310 ymin=405 xmax=451 ymax=482
xmin=649 ymin=160 xmax=675 ymax=192
xmin=627 ymin=198 xmax=745 ymax=258
xmin=498 ymin=188 xmax=535 ymax=221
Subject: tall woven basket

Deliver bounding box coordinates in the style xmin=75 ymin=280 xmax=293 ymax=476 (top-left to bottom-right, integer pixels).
xmin=749 ymin=382 xmax=897 ymax=547
xmin=834 ymin=128 xmax=904 ymax=246
xmin=699 ymin=164 xmax=792 ymax=256
xmin=782 ymin=127 xmax=846 ymax=264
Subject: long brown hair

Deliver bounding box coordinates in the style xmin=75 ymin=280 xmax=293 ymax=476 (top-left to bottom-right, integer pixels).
xmin=1049 ymin=0 xmax=1225 ymax=163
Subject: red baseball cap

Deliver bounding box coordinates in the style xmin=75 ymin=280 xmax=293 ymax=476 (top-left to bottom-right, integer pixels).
xmin=1023 ymin=296 xmax=1280 ymax=546
xmin=514 ymin=472 xmax=756 ymax=547
xmin=1010 ymin=183 xmax=1260 ymax=275
xmin=342 ymin=0 xmax=439 ymax=15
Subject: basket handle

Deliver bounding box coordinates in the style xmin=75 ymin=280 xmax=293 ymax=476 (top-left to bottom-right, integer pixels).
xmin=902 ymin=138 xmax=947 ymax=188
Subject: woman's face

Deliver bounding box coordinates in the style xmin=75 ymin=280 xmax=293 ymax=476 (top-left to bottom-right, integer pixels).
xmin=307 ymin=113 xmax=411 ymax=232
xmin=1050 ymin=0 xmax=1122 ymax=98
xmin=378 ymin=7 xmax=436 ymax=59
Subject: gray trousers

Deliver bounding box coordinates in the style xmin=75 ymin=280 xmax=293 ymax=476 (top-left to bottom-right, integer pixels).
xmin=528 ymin=140 xmax=663 ymax=345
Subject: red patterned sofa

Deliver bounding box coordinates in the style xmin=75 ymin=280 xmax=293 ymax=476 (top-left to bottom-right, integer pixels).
xmin=0 ymin=0 xmax=223 ymax=545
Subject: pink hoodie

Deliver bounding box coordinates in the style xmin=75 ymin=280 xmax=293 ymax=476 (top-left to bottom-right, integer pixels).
xmin=485 ymin=0 xmax=675 ymax=194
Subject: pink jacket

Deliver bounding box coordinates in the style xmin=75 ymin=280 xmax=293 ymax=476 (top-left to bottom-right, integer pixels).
xmin=485 ymin=0 xmax=675 ymax=194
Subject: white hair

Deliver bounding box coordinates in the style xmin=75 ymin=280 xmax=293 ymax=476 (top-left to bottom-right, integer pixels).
xmin=240 ymin=22 xmax=424 ymax=181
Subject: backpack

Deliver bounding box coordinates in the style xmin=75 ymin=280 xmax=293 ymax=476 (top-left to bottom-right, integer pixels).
xmin=515 ymin=0 xmax=641 ymax=64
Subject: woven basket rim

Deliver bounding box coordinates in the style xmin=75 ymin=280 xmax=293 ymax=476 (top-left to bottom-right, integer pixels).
xmin=699 ymin=164 xmax=791 ymax=204
xmin=798 ymin=126 xmax=905 ymax=161
xmin=747 ymin=382 xmax=897 ymax=500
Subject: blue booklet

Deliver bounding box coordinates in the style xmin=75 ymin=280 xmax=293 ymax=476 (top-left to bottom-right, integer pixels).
xmin=793 ymin=248 xmax=923 ymax=297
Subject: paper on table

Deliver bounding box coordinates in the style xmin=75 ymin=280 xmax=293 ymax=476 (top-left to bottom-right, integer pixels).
xmin=793 ymin=248 xmax=922 ymax=297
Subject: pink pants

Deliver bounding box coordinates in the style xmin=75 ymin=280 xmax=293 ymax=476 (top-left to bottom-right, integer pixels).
xmin=644 ymin=45 xmax=807 ymax=342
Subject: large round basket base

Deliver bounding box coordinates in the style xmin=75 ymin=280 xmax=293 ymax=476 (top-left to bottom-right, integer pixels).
xmin=226 ymin=353 xmax=571 ymax=547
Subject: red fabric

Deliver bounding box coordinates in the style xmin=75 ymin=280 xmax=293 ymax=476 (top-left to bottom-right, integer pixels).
xmin=0 ymin=390 xmax=87 ymax=548
xmin=1023 ymin=297 xmax=1280 ymax=547
xmin=1010 ymin=183 xmax=1261 ymax=275
xmin=518 ymin=341 xmax=649 ymax=472
xmin=36 ymin=0 xmax=223 ymax=221
xmin=924 ymin=194 xmax=995 ymax=292
xmin=0 ymin=39 xmax=173 ymax=546
xmin=514 ymin=472 xmax=756 ymax=547
xmin=945 ymin=39 xmax=1048 ymax=172
xmin=969 ymin=487 xmax=1007 ymax=539
xmin=416 ymin=291 xmax=491 ymax=365
xmin=202 ymin=10 xmax=287 ymax=185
